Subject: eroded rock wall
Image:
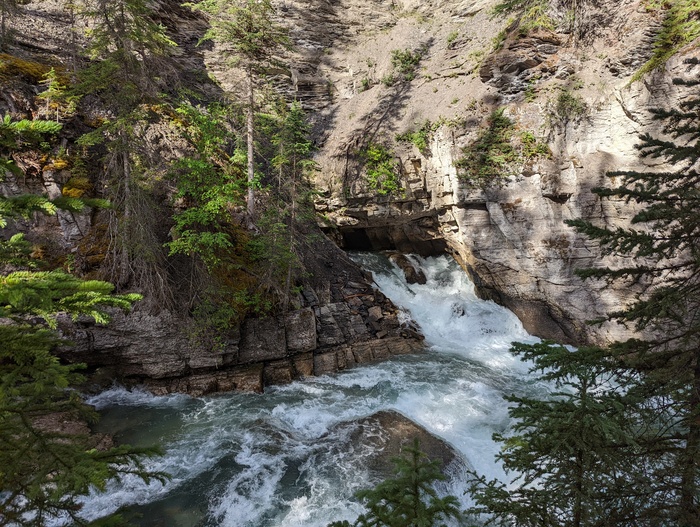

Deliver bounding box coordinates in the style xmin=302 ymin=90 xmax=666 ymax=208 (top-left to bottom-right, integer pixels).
xmin=57 ymin=236 xmax=424 ymax=395
xmin=302 ymin=0 xmax=697 ymax=345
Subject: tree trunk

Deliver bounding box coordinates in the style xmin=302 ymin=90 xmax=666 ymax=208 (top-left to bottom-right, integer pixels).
xmin=246 ymin=67 xmax=255 ymax=222
xmin=680 ymin=350 xmax=700 ymax=525
xmin=1 ymin=5 xmax=7 ymax=51
xmin=282 ymin=157 xmax=296 ymax=312
xmin=119 ymin=150 xmax=132 ymax=288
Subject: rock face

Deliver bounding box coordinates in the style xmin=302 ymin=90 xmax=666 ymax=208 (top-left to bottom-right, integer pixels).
xmin=1 ymin=0 xmax=427 ymax=395
xmin=4 ymin=0 xmax=695 ymax=394
xmin=58 ymin=236 xmax=424 ymax=396
xmin=292 ymin=0 xmax=697 ymax=346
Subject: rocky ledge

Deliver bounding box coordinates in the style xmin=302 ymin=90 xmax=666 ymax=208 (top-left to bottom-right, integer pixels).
xmin=57 ymin=238 xmax=424 ymax=396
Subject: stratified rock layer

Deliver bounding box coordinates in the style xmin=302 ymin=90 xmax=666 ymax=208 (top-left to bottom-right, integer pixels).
xmin=298 ymin=0 xmax=697 ymax=346
xmin=58 ymin=237 xmax=424 ymax=395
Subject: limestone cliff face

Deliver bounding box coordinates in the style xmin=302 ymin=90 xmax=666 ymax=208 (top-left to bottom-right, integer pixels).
xmin=292 ymin=0 xmax=698 ymax=345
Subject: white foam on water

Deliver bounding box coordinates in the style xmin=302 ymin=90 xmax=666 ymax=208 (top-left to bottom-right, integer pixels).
xmin=209 ymin=439 xmax=288 ymax=527
xmin=70 ymin=253 xmax=546 ymax=526
xmin=85 ymin=385 xmax=190 ymax=410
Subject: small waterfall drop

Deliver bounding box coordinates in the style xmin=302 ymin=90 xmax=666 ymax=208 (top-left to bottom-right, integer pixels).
xmin=70 ymin=254 xmax=545 ymax=527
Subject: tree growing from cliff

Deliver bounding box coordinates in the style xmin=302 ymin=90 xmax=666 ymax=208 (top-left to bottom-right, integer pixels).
xmin=260 ymin=100 xmax=316 ymax=311
xmin=74 ymin=0 xmax=177 ymax=307
xmin=186 ymin=0 xmax=289 ymax=222
xmin=77 ymin=0 xmax=176 ymax=108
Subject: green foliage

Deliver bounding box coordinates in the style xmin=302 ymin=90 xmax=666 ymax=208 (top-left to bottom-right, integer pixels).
xmin=469 ymin=80 xmax=700 ymax=527
xmin=0 ymin=114 xmax=79 ymax=228
xmin=37 ymin=67 xmax=76 ymax=122
xmin=396 ymin=120 xmax=433 ymax=154
xmin=570 ymin=85 xmax=700 ymax=524
xmin=493 ymin=0 xmax=579 ymax=35
xmin=389 ymin=48 xmax=423 ymax=82
xmin=166 ymin=102 xmax=246 ymax=269
xmin=520 ymin=130 xmax=550 ymax=158
xmin=467 ymin=343 xmax=645 ymax=527
xmin=186 ymin=0 xmax=290 ymax=219
xmin=0 ymin=270 xmax=141 ymax=325
xmin=554 ymin=88 xmax=588 ymax=122
xmin=447 ymin=30 xmax=459 ymax=47
xmin=187 ymin=0 xmax=290 ymax=72
xmin=0 ymin=315 xmax=166 ymax=525
xmin=76 ymin=0 xmax=176 ymax=109
xmin=258 ymin=100 xmax=316 ymax=310
xmin=521 ymin=2 xmax=556 ymax=33
xmin=0 ymin=232 xmax=33 ymax=267
xmin=362 ymin=143 xmax=401 ymax=196
xmin=455 ymin=108 xmax=549 ymax=189
xmin=328 ymin=439 xmax=462 ymax=527
xmin=380 ymin=73 xmax=396 ymax=87
xmin=0 ymin=195 xmax=166 ymax=525
xmin=634 ymin=0 xmax=700 ymax=80
xmin=491 ymin=24 xmax=510 ymax=50
xmin=0 ymin=113 xmax=62 ymax=150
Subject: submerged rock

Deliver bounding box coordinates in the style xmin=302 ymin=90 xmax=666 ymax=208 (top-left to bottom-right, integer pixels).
xmin=388 ymin=253 xmax=427 ymax=285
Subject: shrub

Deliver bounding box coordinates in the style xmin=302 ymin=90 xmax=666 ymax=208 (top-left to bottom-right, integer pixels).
xmin=396 ymin=120 xmax=433 ymax=154
xmin=634 ymin=0 xmax=700 ymax=80
xmin=456 ymin=108 xmax=549 ymax=189
xmin=363 ymin=142 xmax=401 ymax=196
xmin=384 ymin=47 xmax=424 ymax=84
xmin=555 ymin=88 xmax=587 ymax=122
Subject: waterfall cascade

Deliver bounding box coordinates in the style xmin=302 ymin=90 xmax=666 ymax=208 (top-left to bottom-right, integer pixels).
xmin=72 ymin=254 xmax=545 ymax=527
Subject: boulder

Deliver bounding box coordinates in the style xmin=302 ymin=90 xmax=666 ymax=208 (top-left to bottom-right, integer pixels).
xmin=332 ymin=410 xmax=469 ymax=478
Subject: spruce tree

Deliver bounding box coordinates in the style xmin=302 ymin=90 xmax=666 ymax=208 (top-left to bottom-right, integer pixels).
xmin=74 ymin=0 xmax=177 ymax=304
xmin=0 ymin=195 xmax=166 ymax=525
xmin=467 ymin=73 xmax=700 ymax=527
xmin=466 ymin=344 xmax=644 ymax=527
xmin=328 ymin=439 xmax=462 ymax=527
xmin=265 ymin=101 xmax=316 ymax=311
xmin=565 ymin=74 xmax=700 ymax=526
xmin=187 ymin=0 xmax=289 ymax=222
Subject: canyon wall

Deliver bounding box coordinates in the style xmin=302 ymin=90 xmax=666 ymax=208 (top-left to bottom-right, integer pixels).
xmin=286 ymin=0 xmax=698 ymax=345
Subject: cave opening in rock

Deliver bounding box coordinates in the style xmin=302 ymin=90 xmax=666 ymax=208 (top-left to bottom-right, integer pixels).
xmin=336 ymin=222 xmax=447 ymax=257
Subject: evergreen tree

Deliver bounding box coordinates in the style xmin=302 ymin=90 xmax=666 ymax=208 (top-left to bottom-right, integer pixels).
xmin=74 ymin=0 xmax=177 ymax=305
xmin=466 ymin=344 xmax=644 ymax=527
xmin=0 ymin=190 xmax=166 ymax=526
xmin=467 ymin=74 xmax=700 ymax=527
xmin=263 ymin=101 xmax=316 ymax=311
xmin=565 ymin=74 xmax=700 ymax=526
xmin=77 ymin=0 xmax=176 ymax=108
xmin=328 ymin=439 xmax=462 ymax=527
xmin=187 ymin=0 xmax=289 ymax=222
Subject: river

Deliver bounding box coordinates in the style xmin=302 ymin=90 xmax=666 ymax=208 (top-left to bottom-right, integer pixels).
xmin=74 ymin=253 xmax=546 ymax=526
